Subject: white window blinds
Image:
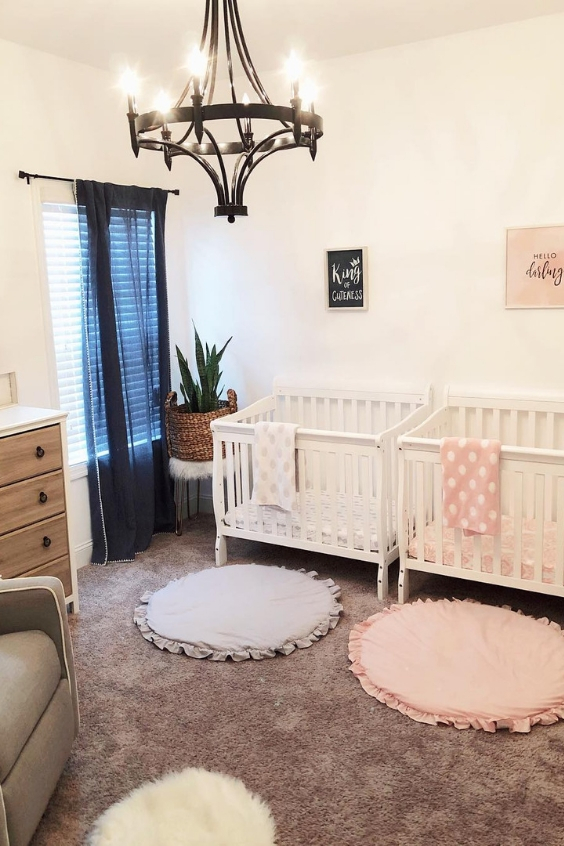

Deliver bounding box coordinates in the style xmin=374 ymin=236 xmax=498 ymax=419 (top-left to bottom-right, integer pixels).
xmin=41 ymin=200 xmax=88 ymax=465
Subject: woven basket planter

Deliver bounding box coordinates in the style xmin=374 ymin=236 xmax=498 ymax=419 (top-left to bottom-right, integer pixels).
xmin=165 ymin=389 xmax=237 ymax=462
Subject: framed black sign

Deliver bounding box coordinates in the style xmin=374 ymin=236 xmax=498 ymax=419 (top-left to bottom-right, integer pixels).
xmin=325 ymin=247 xmax=367 ymax=310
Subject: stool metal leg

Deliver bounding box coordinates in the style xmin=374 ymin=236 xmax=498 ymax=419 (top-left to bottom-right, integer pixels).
xmin=175 ymin=477 xmax=183 ymax=536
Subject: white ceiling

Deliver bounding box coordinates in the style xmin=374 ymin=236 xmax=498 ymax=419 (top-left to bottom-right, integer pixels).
xmin=2 ymin=0 xmax=564 ymax=83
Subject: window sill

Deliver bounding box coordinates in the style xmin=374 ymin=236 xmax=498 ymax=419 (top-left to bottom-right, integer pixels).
xmin=69 ymin=462 xmax=88 ymax=481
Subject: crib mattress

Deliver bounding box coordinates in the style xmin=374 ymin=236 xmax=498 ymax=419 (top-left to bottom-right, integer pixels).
xmin=224 ymin=492 xmax=386 ymax=552
xmin=408 ymin=515 xmax=560 ymax=584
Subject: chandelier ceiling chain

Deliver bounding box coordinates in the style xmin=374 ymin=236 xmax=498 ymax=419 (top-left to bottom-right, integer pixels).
xmin=122 ymin=0 xmax=323 ymax=222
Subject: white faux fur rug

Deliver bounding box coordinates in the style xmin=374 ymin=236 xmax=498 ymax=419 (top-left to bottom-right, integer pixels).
xmin=88 ymin=768 xmax=276 ymax=846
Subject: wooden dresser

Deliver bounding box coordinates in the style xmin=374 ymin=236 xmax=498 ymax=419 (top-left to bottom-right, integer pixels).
xmin=0 ymin=405 xmax=79 ymax=611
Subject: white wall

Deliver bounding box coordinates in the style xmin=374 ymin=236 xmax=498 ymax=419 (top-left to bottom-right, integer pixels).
xmin=185 ymin=13 xmax=564 ymax=408
xmin=5 ymin=12 xmax=564 ymax=547
xmin=0 ymin=38 xmax=193 ymax=561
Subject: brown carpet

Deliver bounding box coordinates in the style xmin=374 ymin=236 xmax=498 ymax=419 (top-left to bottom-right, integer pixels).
xmin=31 ymin=515 xmax=564 ymax=846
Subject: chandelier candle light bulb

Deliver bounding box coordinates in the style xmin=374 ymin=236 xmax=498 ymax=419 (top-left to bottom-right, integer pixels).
xmin=122 ymin=0 xmax=323 ymax=221
xmin=285 ymin=50 xmax=302 ymax=98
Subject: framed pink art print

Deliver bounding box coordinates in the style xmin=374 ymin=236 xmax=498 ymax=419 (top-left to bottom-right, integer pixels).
xmin=506 ymin=225 xmax=564 ymax=308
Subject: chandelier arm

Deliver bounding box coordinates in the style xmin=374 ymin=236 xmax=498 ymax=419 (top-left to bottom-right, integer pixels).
xmin=204 ymin=0 xmax=220 ymax=106
xmin=175 ymin=0 xmax=212 ymax=109
xmin=230 ymin=151 xmax=248 ymax=203
xmin=235 ymin=127 xmax=292 ymax=203
xmin=160 ymin=140 xmax=226 ymax=205
xmin=229 ymin=0 xmax=276 ymax=110
xmin=238 ymin=142 xmax=298 ymax=203
xmin=202 ymin=128 xmax=230 ymax=199
xmin=222 ymin=0 xmax=247 ymax=149
xmin=176 ymin=122 xmax=195 ymax=145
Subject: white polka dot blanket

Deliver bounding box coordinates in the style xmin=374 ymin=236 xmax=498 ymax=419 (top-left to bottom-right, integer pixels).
xmin=440 ymin=437 xmax=500 ymax=535
xmin=251 ymin=421 xmax=298 ymax=512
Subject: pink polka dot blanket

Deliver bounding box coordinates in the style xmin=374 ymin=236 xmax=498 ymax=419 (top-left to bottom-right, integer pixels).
xmin=440 ymin=437 xmax=500 ymax=536
xmin=349 ymin=599 xmax=564 ymax=733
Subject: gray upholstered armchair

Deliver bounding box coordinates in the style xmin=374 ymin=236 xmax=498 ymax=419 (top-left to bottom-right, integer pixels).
xmin=0 ymin=577 xmax=79 ymax=846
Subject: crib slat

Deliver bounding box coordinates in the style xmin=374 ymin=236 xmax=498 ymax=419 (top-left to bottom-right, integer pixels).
xmin=346 ymin=454 xmax=354 ymax=550
xmin=393 ymin=402 xmax=400 ymax=426
xmin=328 ymin=452 xmax=338 ymax=546
xmin=234 ymin=442 xmax=242 ymax=507
xmin=475 ymin=407 xmax=483 ymax=439
xmin=379 ymin=401 xmax=387 ymax=432
xmin=459 ymin=406 xmax=467 ymax=436
xmin=556 ymin=478 xmax=564 ymax=587
xmin=297 ymin=395 xmax=304 ymax=426
xmin=311 ymin=397 xmax=318 ymax=429
xmin=365 ymin=400 xmax=373 ymax=436
xmin=313 ymin=451 xmax=323 ymax=543
xmin=337 ymin=398 xmax=344 ymax=432
xmin=416 ymin=462 xmax=425 ymax=561
xmin=386 ymin=446 xmax=393 ymax=551
xmin=298 ymin=448 xmax=307 ymax=541
xmin=513 ymin=473 xmax=523 ymax=580
xmin=433 ymin=463 xmax=443 ymax=565
xmin=226 ymin=441 xmax=236 ymax=516
xmin=472 ymin=535 xmax=481 ymax=571
xmin=324 ymin=397 xmax=331 ymax=430
xmin=351 ymin=399 xmax=359 ymax=433
xmin=362 ymin=456 xmax=371 ymax=553
xmin=241 ymin=443 xmax=250 ymax=531
xmin=529 ymin=410 xmax=536 ymax=448
xmin=546 ymin=413 xmax=555 ymax=520
xmin=492 ymin=531 xmax=502 ymax=576
xmin=454 ymin=528 xmax=463 ymax=570
xmin=492 ymin=408 xmax=501 ymax=440
xmin=509 ymin=409 xmax=518 ymax=445
xmin=534 ymin=474 xmax=545 ymax=583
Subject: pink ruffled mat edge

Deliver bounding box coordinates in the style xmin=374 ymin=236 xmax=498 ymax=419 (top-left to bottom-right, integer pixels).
xmin=348 ymin=598 xmax=564 ymax=733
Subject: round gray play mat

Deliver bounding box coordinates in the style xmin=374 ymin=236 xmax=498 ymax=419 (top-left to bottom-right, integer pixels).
xmin=134 ymin=564 xmax=342 ymax=661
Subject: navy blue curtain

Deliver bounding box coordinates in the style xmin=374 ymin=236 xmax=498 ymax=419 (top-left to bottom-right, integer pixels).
xmin=76 ymin=180 xmax=175 ymax=564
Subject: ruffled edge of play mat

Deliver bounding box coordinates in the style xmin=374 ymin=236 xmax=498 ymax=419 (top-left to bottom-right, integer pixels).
xmin=348 ymin=598 xmax=564 ymax=733
xmin=134 ymin=568 xmax=343 ymax=662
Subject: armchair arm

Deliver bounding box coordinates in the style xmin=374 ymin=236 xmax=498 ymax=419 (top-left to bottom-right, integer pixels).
xmin=0 ymin=577 xmax=79 ymax=735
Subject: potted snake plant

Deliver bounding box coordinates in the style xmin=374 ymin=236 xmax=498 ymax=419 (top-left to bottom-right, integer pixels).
xmin=165 ymin=325 xmax=237 ymax=462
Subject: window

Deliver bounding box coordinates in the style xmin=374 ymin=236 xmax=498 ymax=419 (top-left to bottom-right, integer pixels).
xmin=39 ymin=189 xmax=161 ymax=466
xmin=41 ymin=200 xmax=87 ymax=465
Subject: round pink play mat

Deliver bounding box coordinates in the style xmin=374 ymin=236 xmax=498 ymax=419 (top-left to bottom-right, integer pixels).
xmin=349 ymin=599 xmax=564 ymax=733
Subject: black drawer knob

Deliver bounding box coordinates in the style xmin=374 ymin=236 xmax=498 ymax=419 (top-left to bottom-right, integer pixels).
xmin=43 ymin=536 xmax=51 ymax=548
xmin=36 ymin=446 xmax=45 ymax=458
xmin=39 ymin=492 xmax=48 ymax=503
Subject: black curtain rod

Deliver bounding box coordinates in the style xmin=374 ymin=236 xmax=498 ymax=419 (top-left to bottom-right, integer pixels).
xmin=18 ymin=170 xmax=180 ymax=196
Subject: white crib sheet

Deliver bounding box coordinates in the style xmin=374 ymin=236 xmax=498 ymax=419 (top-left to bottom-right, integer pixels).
xmin=224 ymin=492 xmax=388 ymax=552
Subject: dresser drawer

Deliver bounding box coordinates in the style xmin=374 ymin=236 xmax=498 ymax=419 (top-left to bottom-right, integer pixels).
xmin=25 ymin=555 xmax=72 ymax=597
xmin=0 ymin=470 xmax=65 ymax=536
xmin=0 ymin=514 xmax=69 ymax=579
xmin=0 ymin=425 xmax=63 ymax=486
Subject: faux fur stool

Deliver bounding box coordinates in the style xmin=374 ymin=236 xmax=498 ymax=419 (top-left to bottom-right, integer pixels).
xmin=88 ymin=767 xmax=276 ymax=846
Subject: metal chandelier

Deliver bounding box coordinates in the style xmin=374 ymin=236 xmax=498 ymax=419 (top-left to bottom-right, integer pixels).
xmin=122 ymin=0 xmax=324 ymax=222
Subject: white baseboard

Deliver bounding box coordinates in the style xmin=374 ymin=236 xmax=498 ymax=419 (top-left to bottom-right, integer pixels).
xmin=75 ymin=540 xmax=93 ymax=569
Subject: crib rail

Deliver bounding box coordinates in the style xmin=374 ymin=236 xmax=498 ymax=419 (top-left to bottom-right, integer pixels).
xmin=406 ymin=389 xmax=564 ymax=452
xmin=273 ymin=384 xmax=428 ymax=436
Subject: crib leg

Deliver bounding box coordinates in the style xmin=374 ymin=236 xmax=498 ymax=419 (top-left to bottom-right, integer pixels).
xmin=398 ymin=564 xmax=410 ymax=604
xmin=377 ymin=563 xmax=388 ymax=601
xmin=215 ymin=533 xmax=227 ymax=567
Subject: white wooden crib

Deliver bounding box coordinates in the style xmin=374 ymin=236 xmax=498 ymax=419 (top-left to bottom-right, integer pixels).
xmin=212 ymin=382 xmax=432 ymax=599
xmin=398 ymin=387 xmax=564 ymax=603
